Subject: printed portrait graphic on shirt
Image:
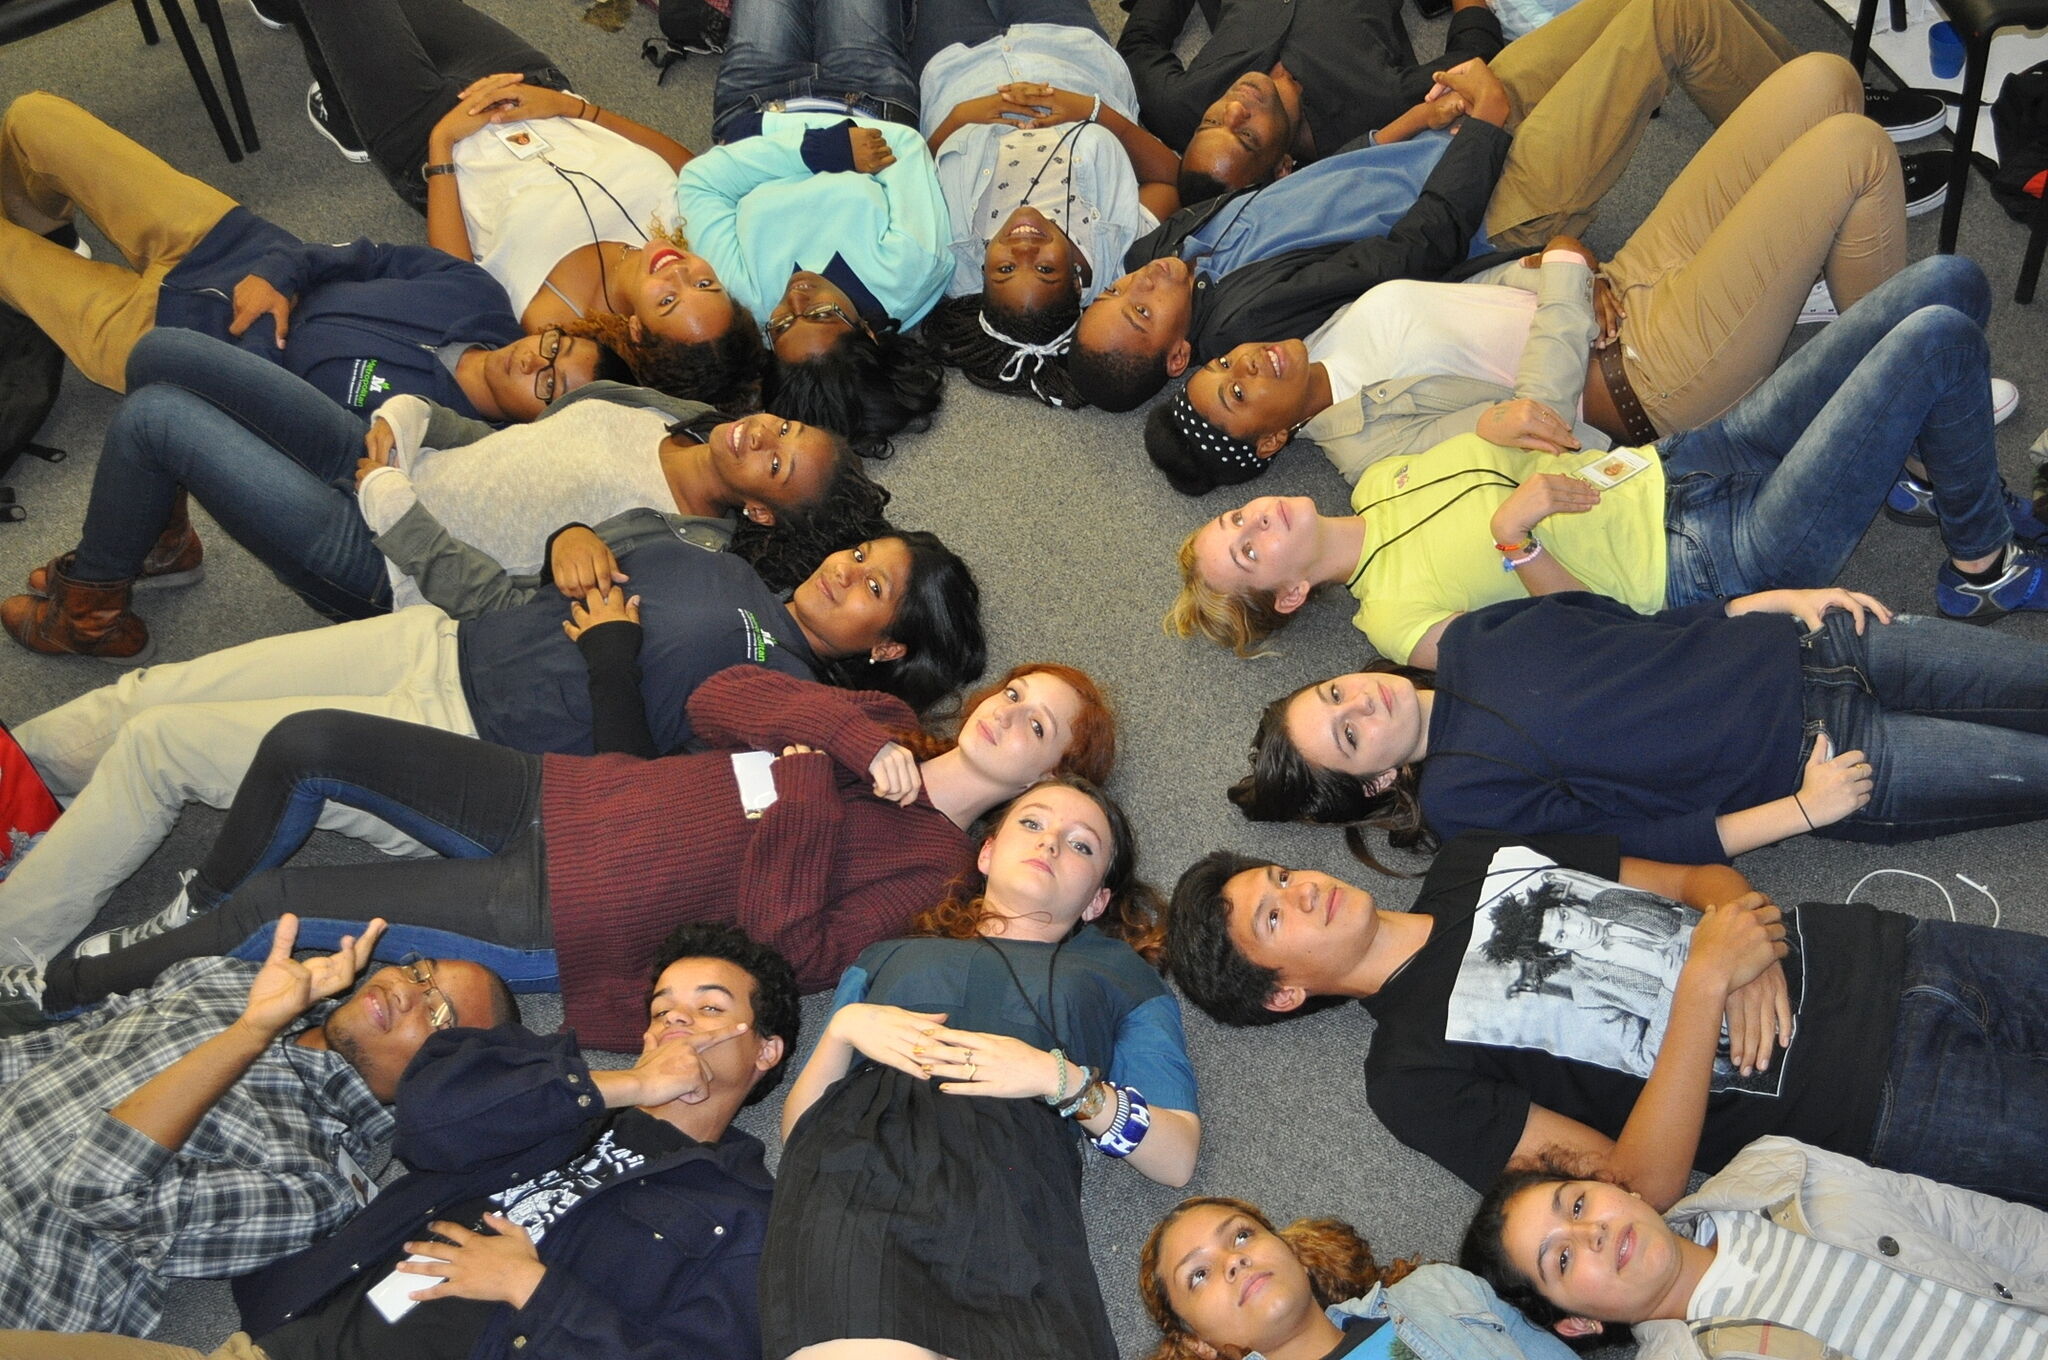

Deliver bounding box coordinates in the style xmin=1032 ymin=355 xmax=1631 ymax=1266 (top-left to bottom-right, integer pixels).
xmin=1445 ymin=846 xmax=1804 ymax=1095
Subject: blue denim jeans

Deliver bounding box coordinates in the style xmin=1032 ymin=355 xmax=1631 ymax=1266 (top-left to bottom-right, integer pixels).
xmin=713 ymin=0 xmax=920 ymax=134
xmin=1868 ymin=917 xmax=2048 ymax=1207
xmin=910 ymin=0 xmax=1106 ymax=74
xmin=1799 ymin=609 xmax=2048 ymax=844
xmin=72 ymin=328 xmax=391 ymax=620
xmin=1658 ymin=255 xmax=2006 ymax=605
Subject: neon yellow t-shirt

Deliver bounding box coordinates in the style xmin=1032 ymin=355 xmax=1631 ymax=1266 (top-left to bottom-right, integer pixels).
xmin=1347 ymin=434 xmax=1669 ymax=663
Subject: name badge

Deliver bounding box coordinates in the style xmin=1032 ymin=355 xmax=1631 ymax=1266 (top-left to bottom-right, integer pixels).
xmin=731 ymin=750 xmax=779 ymax=820
xmin=335 ymin=1145 xmax=377 ymax=1208
xmin=1576 ymin=447 xmax=1651 ymax=489
xmin=489 ymin=123 xmax=552 ymax=160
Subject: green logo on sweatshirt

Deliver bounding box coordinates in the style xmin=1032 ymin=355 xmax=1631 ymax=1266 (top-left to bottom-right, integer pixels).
xmin=738 ymin=608 xmax=781 ymax=663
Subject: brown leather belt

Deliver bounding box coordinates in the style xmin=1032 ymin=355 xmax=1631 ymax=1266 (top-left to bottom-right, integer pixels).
xmin=1596 ymin=340 xmax=1660 ymax=447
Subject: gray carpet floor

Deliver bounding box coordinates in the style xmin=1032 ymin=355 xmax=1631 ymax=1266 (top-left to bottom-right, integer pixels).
xmin=4 ymin=0 xmax=2048 ymax=1352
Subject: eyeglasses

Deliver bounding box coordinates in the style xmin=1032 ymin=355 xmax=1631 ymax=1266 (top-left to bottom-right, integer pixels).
xmin=534 ymin=327 xmax=567 ymax=404
xmin=398 ymin=956 xmax=458 ymax=1031
xmin=766 ymin=302 xmax=874 ymax=340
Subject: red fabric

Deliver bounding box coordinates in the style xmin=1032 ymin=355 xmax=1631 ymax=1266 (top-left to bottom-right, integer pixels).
xmin=0 ymin=722 xmax=60 ymax=881
xmin=540 ymin=668 xmax=976 ymax=1049
xmin=2028 ymin=168 xmax=2047 ymax=200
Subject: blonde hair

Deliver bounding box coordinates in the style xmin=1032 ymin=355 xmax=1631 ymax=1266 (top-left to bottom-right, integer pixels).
xmin=1162 ymin=525 xmax=1292 ymax=658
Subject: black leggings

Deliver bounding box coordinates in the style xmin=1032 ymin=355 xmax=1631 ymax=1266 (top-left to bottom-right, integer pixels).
xmin=46 ymin=711 xmax=553 ymax=1009
xmin=267 ymin=0 xmax=569 ymax=210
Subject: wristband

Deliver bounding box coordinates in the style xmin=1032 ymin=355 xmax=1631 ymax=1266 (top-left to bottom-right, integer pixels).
xmin=422 ymin=162 xmax=457 ymax=179
xmin=1498 ymin=539 xmax=1545 ymax=571
xmin=1094 ymin=1084 xmax=1152 ymax=1158
xmin=1792 ymin=792 xmax=1816 ymax=831
xmin=1088 ymin=94 xmax=1102 ymax=124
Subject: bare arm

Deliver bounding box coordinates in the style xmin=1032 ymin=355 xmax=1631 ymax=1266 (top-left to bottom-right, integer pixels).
xmin=1507 ymin=894 xmax=1786 ymax=1209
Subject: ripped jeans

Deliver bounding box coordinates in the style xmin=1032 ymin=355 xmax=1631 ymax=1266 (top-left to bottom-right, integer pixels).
xmin=1800 ymin=608 xmax=2048 ymax=843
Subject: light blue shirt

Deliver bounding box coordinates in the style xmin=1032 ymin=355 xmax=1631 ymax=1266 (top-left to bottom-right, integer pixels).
xmin=1183 ymin=132 xmax=1490 ymax=277
xmin=920 ymin=24 xmax=1157 ymax=302
xmin=675 ymin=111 xmax=952 ymax=328
xmin=1241 ymin=1266 xmax=1577 ymax=1360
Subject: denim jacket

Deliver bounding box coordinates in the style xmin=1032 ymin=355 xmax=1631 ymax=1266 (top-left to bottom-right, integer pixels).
xmin=1246 ymin=1264 xmax=1576 ymax=1360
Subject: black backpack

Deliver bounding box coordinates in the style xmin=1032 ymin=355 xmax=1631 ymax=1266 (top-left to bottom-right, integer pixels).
xmin=1989 ymin=60 xmax=2048 ymax=225
xmin=0 ymin=301 xmax=66 ymax=524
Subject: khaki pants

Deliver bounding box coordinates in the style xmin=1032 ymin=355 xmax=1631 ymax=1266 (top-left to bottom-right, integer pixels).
xmin=1485 ymin=0 xmax=1798 ymax=247
xmin=0 ymin=607 xmax=473 ymax=965
xmin=0 ymin=91 xmax=236 ymax=390
xmin=1603 ymin=53 xmax=1906 ymax=432
xmin=0 ymin=1333 xmax=266 ymax=1360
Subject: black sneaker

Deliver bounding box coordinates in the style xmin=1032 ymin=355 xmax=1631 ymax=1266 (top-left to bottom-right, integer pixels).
xmin=1865 ymin=85 xmax=1946 ymax=142
xmin=1902 ymin=149 xmax=1951 ymax=218
xmin=306 ymin=81 xmax=370 ymax=164
xmin=247 ymin=0 xmax=292 ymax=29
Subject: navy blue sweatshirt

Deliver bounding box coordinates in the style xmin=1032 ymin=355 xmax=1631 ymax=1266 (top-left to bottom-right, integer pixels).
xmin=234 ymin=1027 xmax=772 ymax=1360
xmin=153 ymin=207 xmax=523 ymax=419
xmin=1422 ymin=593 xmax=1806 ymax=864
xmin=457 ymin=538 xmax=819 ymax=757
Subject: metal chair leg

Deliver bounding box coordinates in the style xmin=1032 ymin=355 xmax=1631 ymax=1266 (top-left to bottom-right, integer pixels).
xmin=1938 ymin=49 xmax=1991 ymax=253
xmin=1849 ymin=0 xmax=1877 ymax=71
xmin=2019 ymin=184 xmax=2048 ymax=304
xmin=1888 ymin=0 xmax=1908 ymax=29
xmin=190 ymin=0 xmax=259 ymax=152
xmin=152 ymin=0 xmax=242 ymax=161
xmin=129 ymin=0 xmax=158 ymax=44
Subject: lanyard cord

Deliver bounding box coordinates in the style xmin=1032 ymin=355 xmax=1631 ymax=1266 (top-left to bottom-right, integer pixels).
xmin=1346 ymin=469 xmax=1521 ymax=589
xmin=547 ymin=160 xmax=650 ymax=317
xmin=978 ymin=931 xmax=1071 ymax=1056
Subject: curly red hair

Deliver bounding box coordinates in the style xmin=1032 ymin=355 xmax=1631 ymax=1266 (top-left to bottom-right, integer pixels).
xmin=893 ymin=661 xmax=1115 ymax=785
xmin=1138 ymin=1197 xmax=1422 ymax=1360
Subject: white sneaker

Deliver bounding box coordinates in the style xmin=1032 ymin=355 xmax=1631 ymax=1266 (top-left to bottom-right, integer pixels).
xmin=1994 ymin=378 xmax=2019 ymax=427
xmin=2031 ymin=424 xmax=2048 ymax=465
xmin=1797 ymin=279 xmax=1838 ymax=325
xmin=75 ymin=869 xmax=203 ymax=957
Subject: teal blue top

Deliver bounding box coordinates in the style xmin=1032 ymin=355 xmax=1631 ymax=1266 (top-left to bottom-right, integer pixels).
xmin=675 ymin=110 xmax=952 ymax=330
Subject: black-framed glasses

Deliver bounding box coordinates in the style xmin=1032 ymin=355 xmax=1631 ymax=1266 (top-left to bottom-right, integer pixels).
xmin=534 ymin=327 xmax=567 ymax=404
xmin=766 ymin=302 xmax=874 ymax=340
xmin=398 ymin=955 xmax=458 ymax=1031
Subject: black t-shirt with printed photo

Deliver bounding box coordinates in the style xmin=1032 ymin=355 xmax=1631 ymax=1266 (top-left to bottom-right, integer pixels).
xmin=261 ymin=1109 xmax=690 ymax=1360
xmin=1360 ymin=832 xmax=1909 ymax=1192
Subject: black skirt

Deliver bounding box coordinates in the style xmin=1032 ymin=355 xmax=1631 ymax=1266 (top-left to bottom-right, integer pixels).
xmin=760 ymin=1064 xmax=1117 ymax=1360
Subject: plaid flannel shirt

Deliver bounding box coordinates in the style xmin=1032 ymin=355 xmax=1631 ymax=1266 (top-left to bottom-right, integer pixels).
xmin=0 ymin=956 xmax=392 ymax=1334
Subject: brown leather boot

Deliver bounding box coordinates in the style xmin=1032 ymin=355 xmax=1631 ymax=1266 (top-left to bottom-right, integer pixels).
xmin=2 ymin=555 xmax=154 ymax=664
xmin=25 ymin=490 xmax=203 ymax=596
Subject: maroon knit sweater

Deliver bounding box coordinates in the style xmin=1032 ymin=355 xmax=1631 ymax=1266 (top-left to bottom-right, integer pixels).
xmin=540 ymin=666 xmax=977 ymax=1050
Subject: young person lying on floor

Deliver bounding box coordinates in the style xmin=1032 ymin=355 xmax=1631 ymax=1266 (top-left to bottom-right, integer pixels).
xmin=1165 ymin=829 xmax=2048 ymax=1209
xmin=1169 ymin=257 xmax=2040 ymax=668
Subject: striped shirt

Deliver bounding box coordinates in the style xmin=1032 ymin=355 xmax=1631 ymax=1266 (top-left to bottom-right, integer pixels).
xmin=1689 ymin=1210 xmax=2048 ymax=1360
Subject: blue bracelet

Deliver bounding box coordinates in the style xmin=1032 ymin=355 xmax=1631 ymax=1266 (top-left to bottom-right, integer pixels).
xmin=1094 ymin=1084 xmax=1152 ymax=1158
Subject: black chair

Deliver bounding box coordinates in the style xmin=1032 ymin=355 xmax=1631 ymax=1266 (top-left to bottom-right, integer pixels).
xmin=1849 ymin=0 xmax=2048 ymax=301
xmin=0 ymin=0 xmax=259 ymax=161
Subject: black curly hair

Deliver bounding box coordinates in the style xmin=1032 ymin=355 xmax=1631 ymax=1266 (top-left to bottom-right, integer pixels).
xmin=717 ymin=421 xmax=895 ymax=592
xmin=564 ymin=308 xmax=771 ymax=412
xmin=926 ymin=294 xmax=1086 ymax=409
xmin=760 ymin=320 xmax=944 ymax=459
xmin=647 ymin=921 xmax=802 ymax=1105
xmin=1071 ymin=335 xmax=1174 ymax=415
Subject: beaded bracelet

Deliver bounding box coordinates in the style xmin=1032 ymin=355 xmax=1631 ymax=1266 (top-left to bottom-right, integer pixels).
xmin=1043 ymin=1047 xmax=1070 ymax=1106
xmin=1095 ymin=1084 xmax=1152 ymax=1158
xmin=1058 ymin=1066 xmax=1098 ymax=1117
xmin=1498 ymin=539 xmax=1545 ymax=572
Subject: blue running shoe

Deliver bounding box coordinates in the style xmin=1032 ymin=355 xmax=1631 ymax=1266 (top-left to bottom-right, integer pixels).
xmin=1937 ymin=548 xmax=2048 ymax=622
xmin=1884 ymin=473 xmax=1937 ymax=527
xmin=1883 ymin=476 xmax=2048 ymax=547
xmin=2007 ymin=485 xmax=2048 ymax=548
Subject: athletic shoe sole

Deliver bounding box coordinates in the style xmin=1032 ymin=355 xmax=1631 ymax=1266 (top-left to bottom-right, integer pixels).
xmin=247 ymin=0 xmax=289 ymax=29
